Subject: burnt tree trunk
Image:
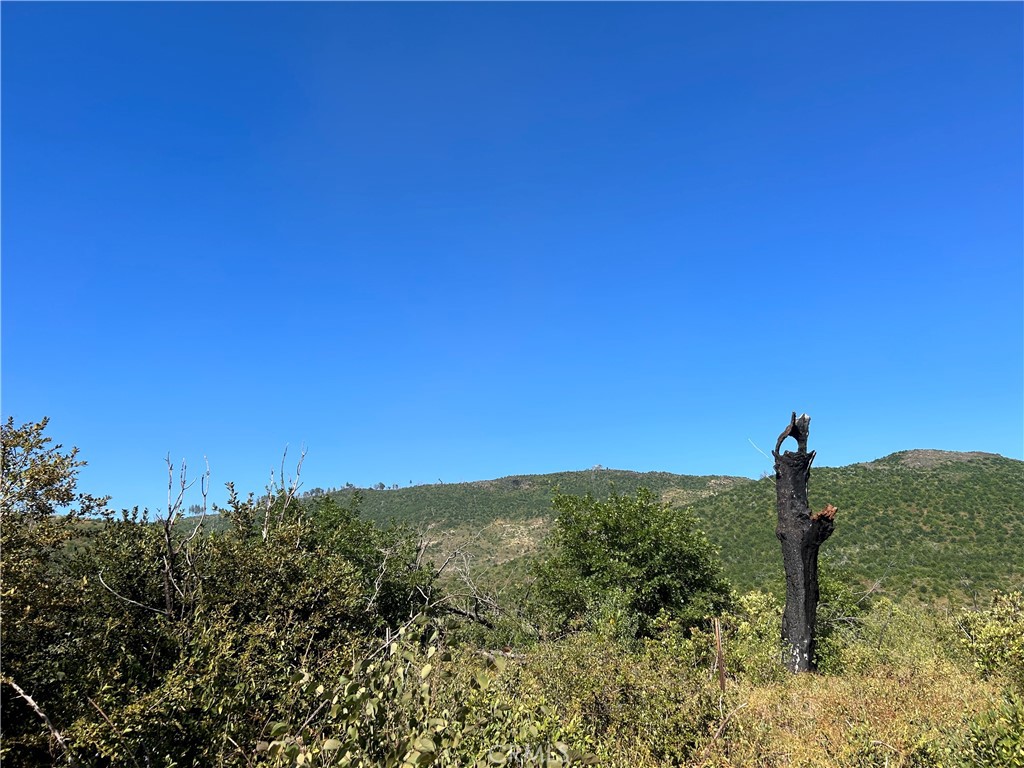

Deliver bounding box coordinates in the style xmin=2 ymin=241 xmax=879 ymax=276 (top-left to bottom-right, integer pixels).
xmin=772 ymin=412 xmax=836 ymax=673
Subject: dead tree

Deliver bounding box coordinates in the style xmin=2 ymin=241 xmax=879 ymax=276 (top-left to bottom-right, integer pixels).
xmin=772 ymin=412 xmax=837 ymax=673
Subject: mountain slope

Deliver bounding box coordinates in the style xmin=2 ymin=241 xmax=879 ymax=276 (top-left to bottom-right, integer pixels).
xmin=694 ymin=450 xmax=1024 ymax=599
xmin=327 ymin=451 xmax=1023 ymax=600
xmin=330 ymin=469 xmax=750 ymax=574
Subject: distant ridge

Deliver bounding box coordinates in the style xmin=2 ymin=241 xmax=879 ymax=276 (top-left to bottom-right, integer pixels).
xmin=331 ymin=450 xmax=1023 ymax=601
xmin=857 ymin=449 xmax=1004 ymax=469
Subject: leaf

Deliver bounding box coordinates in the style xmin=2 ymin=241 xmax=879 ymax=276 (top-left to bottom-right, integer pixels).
xmin=420 ymin=663 xmax=433 ymax=679
xmin=269 ymin=722 xmax=289 ymax=738
xmin=322 ymin=739 xmax=342 ymax=751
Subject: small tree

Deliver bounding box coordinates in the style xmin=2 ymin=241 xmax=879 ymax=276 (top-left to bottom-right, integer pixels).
xmin=535 ymin=488 xmax=731 ymax=638
xmin=1 ymin=417 xmax=108 ymax=762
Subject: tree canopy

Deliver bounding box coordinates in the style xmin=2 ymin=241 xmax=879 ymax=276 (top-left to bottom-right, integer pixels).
xmin=534 ymin=488 xmax=732 ymax=638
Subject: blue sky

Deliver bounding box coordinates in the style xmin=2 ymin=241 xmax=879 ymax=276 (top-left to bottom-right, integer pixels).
xmin=3 ymin=3 xmax=1022 ymax=512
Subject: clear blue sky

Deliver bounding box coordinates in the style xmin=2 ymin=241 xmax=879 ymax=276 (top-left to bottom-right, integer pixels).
xmin=3 ymin=2 xmax=1022 ymax=512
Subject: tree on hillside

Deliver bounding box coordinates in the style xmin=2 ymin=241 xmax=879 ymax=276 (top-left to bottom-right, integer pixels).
xmin=534 ymin=488 xmax=731 ymax=638
xmin=773 ymin=412 xmax=837 ymax=673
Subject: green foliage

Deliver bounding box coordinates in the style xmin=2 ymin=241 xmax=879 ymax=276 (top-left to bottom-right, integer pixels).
xmin=335 ymin=470 xmax=745 ymax=532
xmin=690 ymin=452 xmax=1024 ymax=600
xmin=1 ymin=417 xmax=109 ymax=762
xmin=329 ymin=470 xmax=747 ymax=587
xmin=0 ymin=416 xmax=108 ymax=521
xmin=199 ymin=451 xmax=1024 ymax=608
xmin=954 ymin=692 xmax=1024 ymax=767
xmin=813 ymin=565 xmax=872 ymax=673
xmin=5 ymin=419 xmax=1023 ymax=767
xmin=959 ymin=591 xmax=1024 ymax=689
xmin=533 ymin=488 xmax=732 ymax=638
xmin=497 ymin=631 xmax=721 ymax=766
xmin=258 ymin=620 xmax=597 ymax=767
xmin=0 ymin=418 xmax=437 ymax=767
xmin=696 ymin=591 xmax=787 ymax=685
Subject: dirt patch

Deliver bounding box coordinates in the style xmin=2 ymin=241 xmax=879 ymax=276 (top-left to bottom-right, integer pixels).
xmin=860 ymin=449 xmax=1000 ymax=470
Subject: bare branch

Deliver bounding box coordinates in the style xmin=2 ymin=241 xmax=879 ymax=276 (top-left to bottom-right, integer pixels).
xmin=278 ymin=443 xmax=307 ymax=526
xmin=261 ymin=445 xmax=307 ymax=542
xmin=87 ymin=697 xmax=143 ymax=768
xmin=164 ymin=455 xmax=195 ymax=526
xmin=182 ymin=457 xmax=211 ymax=550
xmin=262 ymin=465 xmax=275 ymax=543
xmin=97 ymin=570 xmax=169 ymax=616
xmin=697 ymin=702 xmax=748 ymax=760
xmin=366 ymin=546 xmax=394 ymax=612
xmin=433 ymin=548 xmax=460 ymax=579
xmin=3 ymin=678 xmax=69 ymax=758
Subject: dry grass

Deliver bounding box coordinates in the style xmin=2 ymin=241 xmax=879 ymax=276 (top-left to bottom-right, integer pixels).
xmin=697 ymin=659 xmax=1004 ymax=767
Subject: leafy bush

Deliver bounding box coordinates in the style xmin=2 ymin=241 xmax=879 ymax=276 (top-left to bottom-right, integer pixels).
xmin=1 ymin=417 xmax=108 ymax=763
xmin=4 ymin=418 xmax=1020 ymax=767
xmin=1 ymin=418 xmax=438 ymax=766
xmin=953 ymin=692 xmax=1024 ymax=768
xmin=959 ymin=591 xmax=1024 ymax=689
xmin=533 ymin=489 xmax=731 ymax=638
xmin=258 ymin=619 xmax=597 ymax=767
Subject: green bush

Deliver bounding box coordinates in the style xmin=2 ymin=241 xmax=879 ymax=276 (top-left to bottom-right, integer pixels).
xmin=1 ymin=418 xmax=439 ymax=766
xmin=5 ymin=418 xmax=1020 ymax=767
xmin=258 ymin=619 xmax=597 ymax=767
xmin=955 ymin=692 xmax=1024 ymax=767
xmin=959 ymin=591 xmax=1024 ymax=690
xmin=533 ymin=488 xmax=731 ymax=638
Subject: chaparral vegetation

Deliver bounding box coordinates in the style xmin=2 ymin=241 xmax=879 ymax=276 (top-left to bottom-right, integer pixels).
xmin=2 ymin=417 xmax=1022 ymax=767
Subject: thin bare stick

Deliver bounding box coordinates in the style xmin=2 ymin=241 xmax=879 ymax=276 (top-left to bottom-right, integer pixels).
xmin=433 ymin=548 xmax=460 ymax=578
xmin=262 ymin=465 xmax=275 ymax=542
xmin=698 ymin=702 xmax=748 ymax=760
xmin=182 ymin=457 xmax=211 ymax=549
xmin=87 ymin=697 xmax=143 ymax=768
xmin=277 ymin=443 xmax=307 ymax=526
xmin=4 ymin=678 xmax=69 ymax=755
xmin=367 ymin=546 xmax=394 ymax=611
xmin=164 ymin=455 xmax=196 ymax=525
xmin=97 ymin=570 xmax=169 ymax=616
xmin=224 ymin=734 xmax=255 ymax=768
xmin=713 ymin=617 xmax=726 ymax=695
xmin=748 ymin=437 xmax=773 ymax=462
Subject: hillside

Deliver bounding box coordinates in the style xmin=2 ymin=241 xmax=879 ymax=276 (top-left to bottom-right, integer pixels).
xmin=335 ymin=468 xmax=750 ymax=528
xmin=329 ymin=450 xmax=1024 ymax=601
xmin=325 ymin=469 xmax=748 ymax=582
xmin=694 ymin=449 xmax=1024 ymax=599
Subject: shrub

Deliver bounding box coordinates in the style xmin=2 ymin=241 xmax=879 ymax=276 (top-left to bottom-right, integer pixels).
xmin=533 ymin=489 xmax=732 ymax=638
xmin=258 ymin=619 xmax=597 ymax=767
xmin=959 ymin=591 xmax=1024 ymax=689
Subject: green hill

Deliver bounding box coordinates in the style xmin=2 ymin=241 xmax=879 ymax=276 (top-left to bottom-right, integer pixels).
xmin=335 ymin=468 xmax=749 ymax=528
xmin=327 ymin=450 xmax=1024 ymax=601
xmin=693 ymin=450 xmax=1024 ymax=600
xmin=327 ymin=469 xmax=749 ymax=579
